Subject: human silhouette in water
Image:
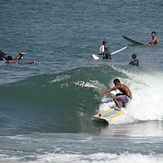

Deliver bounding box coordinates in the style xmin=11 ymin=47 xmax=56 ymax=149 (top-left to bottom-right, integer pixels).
xmin=129 ymin=54 xmax=139 ymax=66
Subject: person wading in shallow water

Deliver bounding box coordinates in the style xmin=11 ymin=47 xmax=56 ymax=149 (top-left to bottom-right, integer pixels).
xmin=100 ymin=79 xmax=132 ymax=111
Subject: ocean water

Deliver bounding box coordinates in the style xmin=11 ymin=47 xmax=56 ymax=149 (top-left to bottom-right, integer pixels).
xmin=0 ymin=0 xmax=163 ymax=162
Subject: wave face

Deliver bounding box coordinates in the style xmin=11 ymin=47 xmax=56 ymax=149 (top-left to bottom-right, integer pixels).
xmin=0 ymin=65 xmax=163 ymax=133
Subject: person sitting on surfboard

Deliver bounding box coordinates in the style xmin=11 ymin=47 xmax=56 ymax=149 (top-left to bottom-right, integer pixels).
xmin=98 ymin=40 xmax=111 ymax=59
xmin=144 ymin=31 xmax=160 ymax=45
xmin=129 ymin=54 xmax=139 ymax=66
xmin=103 ymin=46 xmax=111 ymax=60
xmin=100 ymin=79 xmax=132 ymax=111
xmin=98 ymin=40 xmax=107 ymax=56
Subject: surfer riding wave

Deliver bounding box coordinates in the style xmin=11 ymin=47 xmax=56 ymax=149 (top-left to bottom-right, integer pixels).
xmin=100 ymin=79 xmax=132 ymax=111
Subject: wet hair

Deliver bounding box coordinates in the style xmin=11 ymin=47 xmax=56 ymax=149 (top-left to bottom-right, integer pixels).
xmin=132 ymin=54 xmax=137 ymax=59
xmin=151 ymin=31 xmax=156 ymax=35
xmin=103 ymin=40 xmax=107 ymax=45
xmin=113 ymin=79 xmax=120 ymax=84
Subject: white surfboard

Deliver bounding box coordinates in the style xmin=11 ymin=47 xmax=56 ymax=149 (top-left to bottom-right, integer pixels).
xmin=92 ymin=54 xmax=100 ymax=60
xmin=111 ymin=45 xmax=128 ymax=55
xmin=92 ymin=46 xmax=127 ymax=60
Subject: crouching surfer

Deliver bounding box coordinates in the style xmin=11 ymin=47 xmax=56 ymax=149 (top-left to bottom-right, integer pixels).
xmin=100 ymin=79 xmax=132 ymax=111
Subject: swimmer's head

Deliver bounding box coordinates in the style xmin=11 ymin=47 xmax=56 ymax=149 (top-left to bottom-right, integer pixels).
xmin=132 ymin=54 xmax=137 ymax=59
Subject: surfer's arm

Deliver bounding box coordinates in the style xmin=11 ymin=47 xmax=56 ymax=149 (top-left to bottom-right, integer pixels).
xmin=14 ymin=53 xmax=26 ymax=60
xmin=144 ymin=40 xmax=153 ymax=45
xmin=144 ymin=42 xmax=149 ymax=45
xmin=100 ymin=87 xmax=116 ymax=94
xmin=145 ymin=37 xmax=160 ymax=45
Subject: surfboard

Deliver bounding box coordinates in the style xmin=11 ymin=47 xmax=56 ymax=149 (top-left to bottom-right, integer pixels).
xmin=92 ymin=54 xmax=100 ymax=60
xmin=93 ymin=108 xmax=124 ymax=121
xmin=92 ymin=45 xmax=128 ymax=60
xmin=122 ymin=35 xmax=144 ymax=45
xmin=111 ymin=45 xmax=127 ymax=55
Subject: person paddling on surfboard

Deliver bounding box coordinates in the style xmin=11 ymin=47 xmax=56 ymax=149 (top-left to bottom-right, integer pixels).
xmin=144 ymin=31 xmax=160 ymax=45
xmin=0 ymin=50 xmax=8 ymax=60
xmin=14 ymin=53 xmax=26 ymax=60
xmin=0 ymin=51 xmax=26 ymax=61
xmin=100 ymin=79 xmax=132 ymax=111
xmin=6 ymin=60 xmax=36 ymax=64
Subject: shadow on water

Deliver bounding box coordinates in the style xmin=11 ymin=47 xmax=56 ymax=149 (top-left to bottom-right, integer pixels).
xmin=92 ymin=117 xmax=109 ymax=127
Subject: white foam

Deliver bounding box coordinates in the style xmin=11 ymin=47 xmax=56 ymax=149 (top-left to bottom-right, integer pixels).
xmin=50 ymin=75 xmax=71 ymax=83
xmin=30 ymin=153 xmax=163 ymax=163
xmin=0 ymin=151 xmax=163 ymax=163
xmin=128 ymin=71 xmax=163 ymax=121
xmin=74 ymin=80 xmax=106 ymax=92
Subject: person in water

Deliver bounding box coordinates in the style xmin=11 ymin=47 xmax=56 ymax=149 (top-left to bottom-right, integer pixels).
xmin=14 ymin=53 xmax=26 ymax=60
xmin=98 ymin=40 xmax=111 ymax=59
xmin=103 ymin=46 xmax=111 ymax=59
xmin=0 ymin=50 xmax=8 ymax=60
xmin=6 ymin=60 xmax=36 ymax=64
xmin=98 ymin=40 xmax=107 ymax=55
xmin=129 ymin=54 xmax=139 ymax=66
xmin=0 ymin=50 xmax=35 ymax=64
xmin=0 ymin=50 xmax=26 ymax=61
xmin=100 ymin=79 xmax=132 ymax=111
xmin=144 ymin=31 xmax=160 ymax=45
